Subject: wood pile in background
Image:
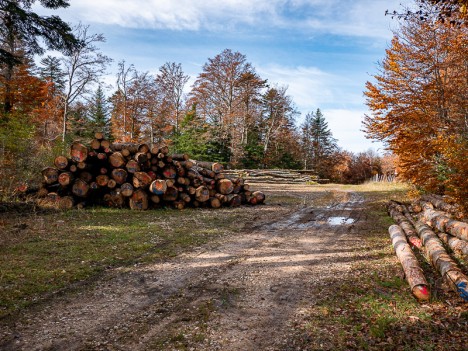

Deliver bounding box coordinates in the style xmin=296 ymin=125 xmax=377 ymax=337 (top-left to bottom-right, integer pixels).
xmin=387 ymin=196 xmax=468 ymax=302
xmin=38 ymin=133 xmax=265 ymax=210
xmin=222 ymin=169 xmax=319 ymax=184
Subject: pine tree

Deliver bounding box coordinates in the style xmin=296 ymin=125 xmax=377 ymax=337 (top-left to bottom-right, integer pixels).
xmin=87 ymin=86 xmax=110 ymax=138
xmin=38 ymin=56 xmax=66 ymax=94
xmin=301 ymin=109 xmax=338 ymax=177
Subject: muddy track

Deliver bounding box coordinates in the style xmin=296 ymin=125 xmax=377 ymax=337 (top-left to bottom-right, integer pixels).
xmin=1 ymin=188 xmax=371 ymax=351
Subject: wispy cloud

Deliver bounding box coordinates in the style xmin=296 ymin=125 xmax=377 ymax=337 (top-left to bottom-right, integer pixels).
xmin=37 ymin=0 xmax=403 ymax=38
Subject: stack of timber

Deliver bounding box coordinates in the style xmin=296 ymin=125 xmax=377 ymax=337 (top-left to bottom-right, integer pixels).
xmin=387 ymin=199 xmax=468 ymax=302
xmin=38 ymin=133 xmax=265 ymax=210
xmin=222 ymin=169 xmax=319 ymax=184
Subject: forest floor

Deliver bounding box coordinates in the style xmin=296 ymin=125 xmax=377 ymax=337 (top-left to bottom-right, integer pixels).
xmin=0 ymin=183 xmax=467 ymax=351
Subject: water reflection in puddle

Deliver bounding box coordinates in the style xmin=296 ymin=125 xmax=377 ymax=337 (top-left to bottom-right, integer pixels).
xmin=327 ymin=217 xmax=355 ymax=225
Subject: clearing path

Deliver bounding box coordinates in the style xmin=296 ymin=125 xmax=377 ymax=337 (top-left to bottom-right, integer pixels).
xmin=1 ymin=186 xmax=382 ymax=350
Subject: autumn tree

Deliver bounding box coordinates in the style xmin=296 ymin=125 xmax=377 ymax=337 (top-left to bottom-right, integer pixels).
xmin=155 ymin=62 xmax=189 ymax=137
xmin=0 ymin=0 xmax=78 ymax=115
xmin=364 ymin=3 xmax=468 ymax=209
xmin=260 ymin=85 xmax=300 ymax=168
xmin=189 ymin=49 xmax=262 ymax=164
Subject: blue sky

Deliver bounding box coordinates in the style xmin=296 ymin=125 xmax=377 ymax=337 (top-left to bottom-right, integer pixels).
xmin=35 ymin=0 xmax=409 ymax=153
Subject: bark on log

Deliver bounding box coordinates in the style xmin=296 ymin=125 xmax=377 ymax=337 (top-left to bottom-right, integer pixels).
xmin=421 ymin=194 xmax=463 ymax=219
xmin=226 ymin=194 xmax=241 ymax=207
xmin=420 ymin=208 xmax=468 ymax=242
xmin=194 ymin=161 xmax=224 ymax=173
xmin=70 ymin=142 xmax=88 ymax=163
xmin=388 ymin=202 xmax=422 ymax=248
xmin=437 ymin=231 xmax=468 ymax=257
xmin=171 ymin=153 xmax=189 ymax=161
xmin=415 ymin=221 xmax=468 ymax=301
xmin=250 ymin=191 xmax=266 ymax=205
xmin=389 ymin=224 xmax=430 ymax=301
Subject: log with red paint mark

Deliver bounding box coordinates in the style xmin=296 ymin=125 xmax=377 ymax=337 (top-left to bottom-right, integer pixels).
xmin=389 ymin=224 xmax=430 ymax=301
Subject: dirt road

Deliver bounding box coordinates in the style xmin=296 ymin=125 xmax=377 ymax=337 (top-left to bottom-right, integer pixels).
xmin=0 ymin=185 xmax=391 ymax=350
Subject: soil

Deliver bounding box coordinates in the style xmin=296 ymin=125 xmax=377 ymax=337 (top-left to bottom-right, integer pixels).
xmin=0 ymin=184 xmax=460 ymax=350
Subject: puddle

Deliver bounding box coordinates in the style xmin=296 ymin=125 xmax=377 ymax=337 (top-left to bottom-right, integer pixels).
xmin=327 ymin=217 xmax=355 ymax=225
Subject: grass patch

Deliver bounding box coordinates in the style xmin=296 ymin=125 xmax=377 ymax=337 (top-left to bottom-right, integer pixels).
xmin=0 ymin=205 xmax=265 ymax=319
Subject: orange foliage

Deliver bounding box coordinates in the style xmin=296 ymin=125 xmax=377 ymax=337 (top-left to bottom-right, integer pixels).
xmin=364 ymin=14 xmax=468 ymax=211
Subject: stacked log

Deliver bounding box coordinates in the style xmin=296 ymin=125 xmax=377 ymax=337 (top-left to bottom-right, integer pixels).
xmin=222 ymin=169 xmax=319 ymax=184
xmin=38 ymin=134 xmax=265 ymax=210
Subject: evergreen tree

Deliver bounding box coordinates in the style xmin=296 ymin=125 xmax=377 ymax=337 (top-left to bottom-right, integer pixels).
xmin=172 ymin=106 xmax=208 ymax=161
xmin=87 ymin=85 xmax=110 ymax=138
xmin=301 ymin=109 xmax=338 ymax=177
xmin=38 ymin=55 xmax=66 ymax=94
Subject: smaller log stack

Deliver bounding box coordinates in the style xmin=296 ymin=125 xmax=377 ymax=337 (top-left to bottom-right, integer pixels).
xmin=39 ymin=133 xmax=265 ymax=210
xmin=387 ymin=198 xmax=468 ymax=303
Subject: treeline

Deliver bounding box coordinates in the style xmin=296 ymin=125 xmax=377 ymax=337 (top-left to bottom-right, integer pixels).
xmin=364 ymin=1 xmax=468 ymax=210
xmin=0 ymin=1 xmax=393 ymax=196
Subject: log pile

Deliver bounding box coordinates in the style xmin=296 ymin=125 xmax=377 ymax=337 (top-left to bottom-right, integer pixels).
xmin=387 ymin=197 xmax=468 ymax=302
xmin=38 ymin=134 xmax=265 ymax=210
xmin=222 ymin=169 xmax=319 ymax=184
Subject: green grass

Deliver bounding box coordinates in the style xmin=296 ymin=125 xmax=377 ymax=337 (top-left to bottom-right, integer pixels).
xmin=0 ymin=206 xmax=252 ymax=319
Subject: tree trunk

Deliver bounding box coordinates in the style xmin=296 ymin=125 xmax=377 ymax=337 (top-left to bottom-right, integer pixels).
xmin=389 ymin=224 xmax=430 ymax=301
xmin=414 ymin=221 xmax=468 ymax=301
xmin=420 ymin=208 xmax=468 ymax=242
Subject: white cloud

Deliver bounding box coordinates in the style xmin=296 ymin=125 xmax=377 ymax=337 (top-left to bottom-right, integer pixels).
xmin=324 ymin=109 xmax=384 ymax=153
xmin=257 ymin=64 xmax=334 ymax=109
xmin=35 ymin=0 xmax=404 ymax=38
